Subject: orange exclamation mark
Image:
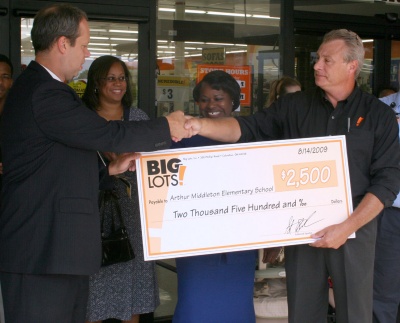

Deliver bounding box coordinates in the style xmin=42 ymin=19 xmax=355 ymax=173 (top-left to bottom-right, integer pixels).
xmin=179 ymin=165 xmax=187 ymax=186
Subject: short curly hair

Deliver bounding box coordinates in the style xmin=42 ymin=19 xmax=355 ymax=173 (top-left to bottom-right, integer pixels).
xmin=193 ymin=70 xmax=241 ymax=111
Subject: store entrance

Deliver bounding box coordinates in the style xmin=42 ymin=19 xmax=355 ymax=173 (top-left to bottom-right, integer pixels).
xmin=294 ymin=33 xmax=375 ymax=95
xmin=293 ymin=9 xmax=400 ymax=97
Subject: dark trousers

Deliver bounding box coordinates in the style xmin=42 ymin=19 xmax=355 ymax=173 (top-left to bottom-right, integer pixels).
xmin=373 ymin=207 xmax=400 ymax=323
xmin=285 ymin=219 xmax=377 ymax=323
xmin=0 ymin=271 xmax=89 ymax=323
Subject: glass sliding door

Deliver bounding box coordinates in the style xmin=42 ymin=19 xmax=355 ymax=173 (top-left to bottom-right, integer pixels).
xmin=20 ymin=19 xmax=140 ymax=102
xmin=156 ymin=0 xmax=282 ymax=116
xmin=294 ymin=34 xmax=374 ymax=94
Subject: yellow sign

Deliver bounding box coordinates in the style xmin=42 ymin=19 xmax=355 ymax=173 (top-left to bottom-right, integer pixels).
xmin=157 ymin=76 xmax=190 ymax=87
xmin=68 ymin=80 xmax=87 ymax=98
xmin=202 ymin=47 xmax=225 ymax=64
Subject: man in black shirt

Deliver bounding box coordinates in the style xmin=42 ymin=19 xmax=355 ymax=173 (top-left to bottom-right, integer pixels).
xmin=186 ymin=29 xmax=400 ymax=323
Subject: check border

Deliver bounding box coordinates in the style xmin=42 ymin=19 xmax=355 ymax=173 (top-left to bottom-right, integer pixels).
xmin=136 ymin=136 xmax=353 ymax=260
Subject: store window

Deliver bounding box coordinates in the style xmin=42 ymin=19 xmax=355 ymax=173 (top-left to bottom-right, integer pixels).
xmin=156 ymin=1 xmax=282 ymax=117
xmin=153 ymin=1 xmax=284 ymax=319
xmin=294 ymin=34 xmax=374 ymax=94
xmin=20 ymin=19 xmax=140 ymax=103
xmin=294 ymin=0 xmax=400 ymax=17
xmin=390 ymin=40 xmax=400 ymax=91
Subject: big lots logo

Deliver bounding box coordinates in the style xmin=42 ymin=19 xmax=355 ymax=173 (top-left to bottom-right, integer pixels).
xmin=146 ymin=158 xmax=186 ymax=188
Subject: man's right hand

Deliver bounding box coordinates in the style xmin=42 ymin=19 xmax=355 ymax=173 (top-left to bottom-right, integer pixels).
xmin=184 ymin=117 xmax=202 ymax=136
xmin=108 ymin=152 xmax=140 ymax=175
xmin=185 ymin=116 xmax=241 ymax=143
xmin=165 ymin=111 xmax=194 ymax=142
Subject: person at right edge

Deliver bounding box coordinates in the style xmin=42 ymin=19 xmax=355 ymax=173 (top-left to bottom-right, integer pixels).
xmin=0 ymin=4 xmax=189 ymax=323
xmin=184 ymin=29 xmax=400 ymax=323
xmin=373 ymin=90 xmax=400 ymax=323
xmin=0 ymin=54 xmax=13 ymax=204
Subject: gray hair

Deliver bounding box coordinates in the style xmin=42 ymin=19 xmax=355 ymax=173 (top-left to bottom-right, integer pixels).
xmin=322 ymin=29 xmax=365 ymax=78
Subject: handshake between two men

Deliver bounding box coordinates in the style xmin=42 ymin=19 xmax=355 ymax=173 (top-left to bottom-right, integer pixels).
xmin=166 ymin=110 xmax=241 ymax=143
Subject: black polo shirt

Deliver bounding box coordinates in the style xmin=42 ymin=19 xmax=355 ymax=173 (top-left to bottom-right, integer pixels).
xmin=237 ymin=86 xmax=400 ymax=207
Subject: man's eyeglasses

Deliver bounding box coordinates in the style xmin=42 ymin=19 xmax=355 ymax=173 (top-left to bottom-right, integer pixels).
xmin=102 ymin=76 xmax=127 ymax=83
xmin=0 ymin=74 xmax=12 ymax=81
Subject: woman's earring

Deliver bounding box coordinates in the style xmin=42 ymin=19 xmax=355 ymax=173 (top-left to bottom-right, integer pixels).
xmin=232 ymin=101 xmax=235 ymax=106
xmin=94 ymin=88 xmax=98 ymax=94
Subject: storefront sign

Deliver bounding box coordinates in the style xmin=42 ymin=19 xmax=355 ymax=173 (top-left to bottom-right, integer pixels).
xmin=156 ymin=76 xmax=191 ymax=115
xmin=202 ymin=47 xmax=225 ymax=64
xmin=197 ymin=64 xmax=252 ymax=106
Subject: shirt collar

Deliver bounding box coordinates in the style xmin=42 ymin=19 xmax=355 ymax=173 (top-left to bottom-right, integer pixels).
xmin=38 ymin=63 xmax=62 ymax=82
xmin=318 ymin=82 xmax=359 ymax=105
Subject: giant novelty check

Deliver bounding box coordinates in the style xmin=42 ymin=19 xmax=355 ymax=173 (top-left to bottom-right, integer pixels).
xmin=136 ymin=135 xmax=353 ymax=260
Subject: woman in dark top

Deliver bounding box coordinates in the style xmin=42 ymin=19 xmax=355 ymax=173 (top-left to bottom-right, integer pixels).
xmin=82 ymin=55 xmax=159 ymax=323
xmin=172 ymin=70 xmax=257 ymax=323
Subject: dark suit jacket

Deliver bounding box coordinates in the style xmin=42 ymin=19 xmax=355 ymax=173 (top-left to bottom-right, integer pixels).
xmin=0 ymin=61 xmax=171 ymax=275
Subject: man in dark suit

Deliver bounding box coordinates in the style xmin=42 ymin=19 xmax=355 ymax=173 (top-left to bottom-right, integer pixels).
xmin=0 ymin=4 xmax=189 ymax=323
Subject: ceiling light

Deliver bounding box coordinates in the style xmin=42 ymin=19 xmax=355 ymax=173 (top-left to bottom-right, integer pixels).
xmin=90 ymin=36 xmax=109 ymax=40
xmin=90 ymin=52 xmax=114 ymax=57
xmin=159 ymin=8 xmax=175 ymax=12
xmin=88 ymin=48 xmax=116 ymax=51
xmin=110 ymin=38 xmax=137 ymax=41
xmin=158 ymin=46 xmax=176 ymax=49
xmin=226 ymin=50 xmax=247 ymax=54
xmin=252 ymin=15 xmax=280 ymax=19
xmin=207 ymin=11 xmax=245 ymax=17
xmin=206 ymin=42 xmax=235 ymax=46
xmin=109 ymin=29 xmax=138 ymax=34
xmin=185 ymin=10 xmax=206 ymax=14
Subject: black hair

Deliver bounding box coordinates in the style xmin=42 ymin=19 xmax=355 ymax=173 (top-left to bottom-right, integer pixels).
xmin=0 ymin=54 xmax=13 ymax=76
xmin=82 ymin=55 xmax=133 ymax=111
xmin=193 ymin=70 xmax=241 ymax=111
